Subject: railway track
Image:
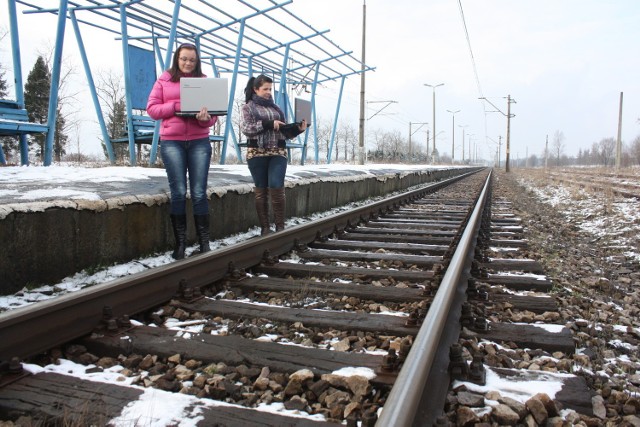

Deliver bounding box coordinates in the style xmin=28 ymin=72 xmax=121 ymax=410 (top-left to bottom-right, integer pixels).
xmin=0 ymin=168 xmax=596 ymax=426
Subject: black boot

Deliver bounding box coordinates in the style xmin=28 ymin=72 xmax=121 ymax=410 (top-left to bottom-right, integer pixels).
xmin=269 ymin=187 xmax=286 ymax=232
xmin=194 ymin=214 xmax=211 ymax=254
xmin=254 ymin=187 xmax=271 ymax=236
xmin=170 ymin=214 xmax=187 ymax=260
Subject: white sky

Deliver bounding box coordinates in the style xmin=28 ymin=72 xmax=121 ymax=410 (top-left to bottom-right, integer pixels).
xmin=2 ymin=1 xmax=639 ymax=161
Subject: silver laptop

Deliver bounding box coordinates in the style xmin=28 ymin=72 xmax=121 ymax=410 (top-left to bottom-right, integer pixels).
xmin=294 ymin=98 xmax=312 ymax=124
xmin=177 ymin=77 xmax=228 ymax=117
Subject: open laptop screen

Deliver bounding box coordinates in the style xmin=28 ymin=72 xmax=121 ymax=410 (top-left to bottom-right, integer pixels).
xmin=177 ymin=77 xmax=228 ymax=117
xmin=294 ymin=98 xmax=312 ymax=125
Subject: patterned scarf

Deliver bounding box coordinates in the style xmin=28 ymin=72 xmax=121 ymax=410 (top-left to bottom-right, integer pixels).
xmin=250 ymin=94 xmax=285 ymax=122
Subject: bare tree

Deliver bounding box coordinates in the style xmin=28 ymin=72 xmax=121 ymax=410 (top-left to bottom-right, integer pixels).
xmin=39 ymin=44 xmax=81 ymax=161
xmin=598 ymin=137 xmax=616 ymax=166
xmin=95 ymin=69 xmax=128 ymax=163
xmin=629 ymin=135 xmax=640 ymax=166
xmin=552 ymin=130 xmax=565 ymax=166
xmin=338 ymin=121 xmax=357 ymax=162
xmin=386 ymin=129 xmax=406 ymax=161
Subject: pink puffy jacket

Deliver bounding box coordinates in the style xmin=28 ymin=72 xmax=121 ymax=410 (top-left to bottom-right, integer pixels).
xmin=146 ymin=71 xmax=217 ymax=141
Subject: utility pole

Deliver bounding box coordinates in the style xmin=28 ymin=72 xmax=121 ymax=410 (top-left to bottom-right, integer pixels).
xmin=426 ymin=129 xmax=430 ymax=163
xmin=357 ymin=1 xmax=367 ymax=165
xmin=505 ymin=95 xmax=515 ymax=172
xmin=424 ymin=83 xmax=444 ymax=157
xmin=447 ymin=109 xmax=460 ymax=163
xmin=458 ymin=125 xmax=468 ymax=163
xmin=479 ymin=95 xmax=516 ymax=172
xmin=544 ymin=135 xmax=548 ymax=169
xmin=616 ymin=91 xmax=623 ymax=170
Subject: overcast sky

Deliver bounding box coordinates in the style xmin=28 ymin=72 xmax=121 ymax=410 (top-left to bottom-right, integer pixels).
xmin=2 ymin=1 xmax=639 ymax=162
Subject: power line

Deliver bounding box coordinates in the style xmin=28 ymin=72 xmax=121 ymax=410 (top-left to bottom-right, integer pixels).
xmin=457 ymin=0 xmax=483 ymax=99
xmin=457 ymin=0 xmax=494 ymax=147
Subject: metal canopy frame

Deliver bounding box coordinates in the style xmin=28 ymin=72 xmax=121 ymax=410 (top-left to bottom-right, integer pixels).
xmin=8 ymin=0 xmax=374 ymax=166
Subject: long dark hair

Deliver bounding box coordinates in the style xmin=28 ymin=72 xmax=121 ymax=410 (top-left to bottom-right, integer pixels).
xmin=244 ymin=74 xmax=273 ymax=103
xmin=168 ymin=43 xmax=203 ymax=82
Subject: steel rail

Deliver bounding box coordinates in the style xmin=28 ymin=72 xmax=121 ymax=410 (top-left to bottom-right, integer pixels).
xmin=0 ymin=170 xmax=484 ymax=361
xmin=376 ymin=171 xmax=492 ymax=427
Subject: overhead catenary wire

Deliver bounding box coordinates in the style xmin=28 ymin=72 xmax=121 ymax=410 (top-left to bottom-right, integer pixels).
xmin=457 ymin=0 xmax=500 ymax=159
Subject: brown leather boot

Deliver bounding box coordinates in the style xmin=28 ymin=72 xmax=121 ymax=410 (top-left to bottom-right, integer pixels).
xmin=269 ymin=187 xmax=286 ymax=231
xmin=254 ymin=187 xmax=271 ymax=235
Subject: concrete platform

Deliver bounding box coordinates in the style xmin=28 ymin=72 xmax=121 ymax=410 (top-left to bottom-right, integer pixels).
xmin=0 ymin=164 xmax=473 ymax=294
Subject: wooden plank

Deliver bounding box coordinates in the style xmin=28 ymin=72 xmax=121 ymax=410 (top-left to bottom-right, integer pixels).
xmin=297 ymin=248 xmax=441 ymax=267
xmin=492 ymin=367 xmax=594 ymax=415
xmin=340 ymin=232 xmax=453 ymax=245
xmin=227 ymin=276 xmax=427 ymax=302
xmin=0 ymin=372 xmax=143 ymax=426
xmin=0 ymin=111 xmax=29 ymax=120
xmin=476 ymin=322 xmax=574 ymax=354
xmin=479 ymin=274 xmax=553 ymax=292
xmin=367 ymin=220 xmax=460 ymax=230
xmin=480 ymin=259 xmax=545 ymax=274
xmin=81 ymin=325 xmax=393 ymax=385
xmin=0 ymin=372 xmax=333 ymax=426
xmin=384 ymin=210 xmax=467 ymax=223
xmin=375 ymin=216 xmax=463 ymax=226
xmin=352 ymin=227 xmax=456 ymax=237
xmin=311 ymin=239 xmax=449 ymax=255
xmin=491 ymin=218 xmax=520 ymax=225
xmin=489 ymin=239 xmax=529 ymax=248
xmin=254 ymin=262 xmax=434 ymax=282
xmin=180 ymin=299 xmax=420 ymax=338
xmin=0 ymin=100 xmax=20 ymax=109
xmin=0 ymin=121 xmax=48 ymax=135
xmin=488 ymin=294 xmax=557 ymax=313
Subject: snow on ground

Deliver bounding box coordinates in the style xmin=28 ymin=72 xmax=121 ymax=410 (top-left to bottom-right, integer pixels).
xmin=516 ymin=173 xmax=640 ymax=261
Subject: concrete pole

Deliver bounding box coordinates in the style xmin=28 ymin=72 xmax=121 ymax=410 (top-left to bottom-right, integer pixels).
xmin=505 ymin=95 xmax=512 ymax=172
xmin=616 ymin=91 xmax=623 ymax=170
xmin=357 ymin=1 xmax=366 ymax=165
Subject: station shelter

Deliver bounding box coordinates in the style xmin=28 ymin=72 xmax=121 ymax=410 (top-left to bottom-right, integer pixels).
xmin=1 ymin=0 xmax=373 ymax=166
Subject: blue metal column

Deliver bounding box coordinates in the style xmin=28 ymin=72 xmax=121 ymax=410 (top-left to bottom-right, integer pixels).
xmin=43 ymin=0 xmax=68 ymax=166
xmin=119 ymin=4 xmax=137 ymax=165
xmin=300 ymin=62 xmax=320 ymax=165
xmin=69 ymin=9 xmax=115 ymax=164
xmin=220 ymin=18 xmax=246 ymax=165
xmin=326 ymin=76 xmax=346 ymax=164
xmin=276 ymin=44 xmax=291 ymax=112
xmin=6 ymin=0 xmax=27 ymax=165
xmin=149 ymin=0 xmax=181 ymax=165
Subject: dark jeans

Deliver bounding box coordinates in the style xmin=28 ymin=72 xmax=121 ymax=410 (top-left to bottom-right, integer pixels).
xmin=247 ymin=155 xmax=287 ymax=188
xmin=160 ymin=138 xmax=212 ymax=215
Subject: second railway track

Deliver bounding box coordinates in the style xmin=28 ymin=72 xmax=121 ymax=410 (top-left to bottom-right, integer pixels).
xmin=0 ymin=168 xmax=597 ymax=426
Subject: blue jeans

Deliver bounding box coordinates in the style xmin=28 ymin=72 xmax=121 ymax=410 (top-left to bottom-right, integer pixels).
xmin=247 ymin=155 xmax=287 ymax=188
xmin=161 ymin=138 xmax=212 ymax=215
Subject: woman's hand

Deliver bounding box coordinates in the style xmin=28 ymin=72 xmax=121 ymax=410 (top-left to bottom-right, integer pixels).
xmin=299 ymin=119 xmax=308 ymax=131
xmin=273 ymin=120 xmax=285 ymax=131
xmin=195 ymin=106 xmax=211 ymax=122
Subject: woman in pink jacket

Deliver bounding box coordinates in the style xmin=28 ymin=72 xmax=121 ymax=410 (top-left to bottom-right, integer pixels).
xmin=147 ymin=43 xmax=217 ymax=260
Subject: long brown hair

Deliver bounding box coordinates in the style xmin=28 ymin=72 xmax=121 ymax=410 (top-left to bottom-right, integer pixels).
xmin=168 ymin=43 xmax=203 ymax=82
